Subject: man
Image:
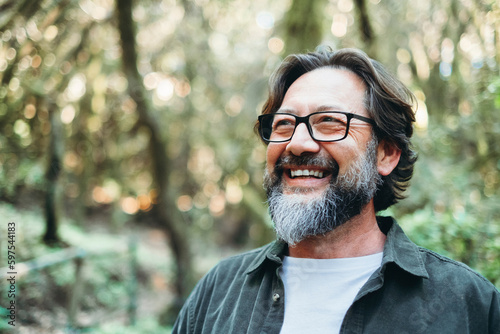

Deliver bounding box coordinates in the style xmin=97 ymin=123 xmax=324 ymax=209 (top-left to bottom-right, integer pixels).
xmin=173 ymin=48 xmax=500 ymax=333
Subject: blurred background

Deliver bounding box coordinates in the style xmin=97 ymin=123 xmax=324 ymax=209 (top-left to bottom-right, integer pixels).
xmin=0 ymin=0 xmax=499 ymax=332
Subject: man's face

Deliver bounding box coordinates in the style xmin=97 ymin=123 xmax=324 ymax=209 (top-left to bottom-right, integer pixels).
xmin=265 ymin=67 xmax=375 ymax=198
xmin=264 ymin=67 xmax=381 ymax=244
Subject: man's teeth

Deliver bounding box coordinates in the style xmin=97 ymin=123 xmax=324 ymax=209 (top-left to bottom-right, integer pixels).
xmin=290 ymin=170 xmax=324 ymax=178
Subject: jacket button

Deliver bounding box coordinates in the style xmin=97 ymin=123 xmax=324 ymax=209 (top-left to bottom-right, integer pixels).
xmin=272 ymin=293 xmax=280 ymax=302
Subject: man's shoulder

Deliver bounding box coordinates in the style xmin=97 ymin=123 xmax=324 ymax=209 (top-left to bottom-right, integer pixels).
xmin=202 ymin=241 xmax=279 ymax=281
xmin=383 ymin=216 xmax=498 ymax=293
xmin=173 ymin=242 xmax=283 ymax=333
xmin=382 ymin=216 xmax=499 ymax=301
xmin=417 ymin=245 xmax=499 ymax=294
xmin=183 ymin=241 xmax=279 ymax=308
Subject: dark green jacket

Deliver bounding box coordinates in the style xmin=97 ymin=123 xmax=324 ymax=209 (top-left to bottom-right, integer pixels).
xmin=173 ymin=217 xmax=500 ymax=333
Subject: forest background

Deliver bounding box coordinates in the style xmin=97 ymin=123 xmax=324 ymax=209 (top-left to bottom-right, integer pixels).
xmin=0 ymin=0 xmax=499 ymax=332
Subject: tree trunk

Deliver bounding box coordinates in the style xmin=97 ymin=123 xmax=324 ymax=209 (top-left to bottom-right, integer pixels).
xmin=353 ymin=0 xmax=376 ymax=56
xmin=43 ymin=101 xmax=63 ymax=245
xmin=283 ymin=0 xmax=327 ymax=56
xmin=115 ymin=0 xmax=193 ymax=315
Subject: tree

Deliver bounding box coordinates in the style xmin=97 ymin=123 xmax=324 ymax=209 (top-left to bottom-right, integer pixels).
xmin=115 ymin=0 xmax=194 ymax=315
xmin=282 ymin=0 xmax=327 ymax=55
xmin=43 ymin=99 xmax=63 ymax=244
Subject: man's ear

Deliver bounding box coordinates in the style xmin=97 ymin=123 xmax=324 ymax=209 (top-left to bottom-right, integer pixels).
xmin=377 ymin=140 xmax=401 ymax=176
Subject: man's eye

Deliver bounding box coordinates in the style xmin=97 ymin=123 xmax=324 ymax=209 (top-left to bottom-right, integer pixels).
xmin=276 ymin=120 xmax=292 ymax=126
xmin=273 ymin=119 xmax=295 ymax=129
xmin=318 ymin=116 xmax=343 ymax=124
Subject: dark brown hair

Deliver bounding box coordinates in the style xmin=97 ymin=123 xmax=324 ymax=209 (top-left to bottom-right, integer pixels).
xmin=255 ymin=48 xmax=417 ymax=211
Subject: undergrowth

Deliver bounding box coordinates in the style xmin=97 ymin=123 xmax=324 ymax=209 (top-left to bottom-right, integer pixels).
xmin=0 ymin=203 xmax=174 ymax=333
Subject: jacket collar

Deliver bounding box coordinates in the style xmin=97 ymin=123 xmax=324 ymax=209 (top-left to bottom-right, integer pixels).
xmin=377 ymin=216 xmax=429 ymax=278
xmin=246 ymin=216 xmax=429 ymax=279
xmin=246 ymin=240 xmax=286 ymax=274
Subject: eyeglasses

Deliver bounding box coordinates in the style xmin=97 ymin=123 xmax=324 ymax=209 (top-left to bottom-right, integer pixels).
xmin=258 ymin=111 xmax=375 ymax=143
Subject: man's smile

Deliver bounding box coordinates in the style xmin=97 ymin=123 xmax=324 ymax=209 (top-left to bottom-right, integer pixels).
xmin=287 ymin=168 xmax=328 ymax=179
xmin=277 ymin=165 xmax=335 ymax=193
xmin=270 ymin=154 xmax=339 ymax=193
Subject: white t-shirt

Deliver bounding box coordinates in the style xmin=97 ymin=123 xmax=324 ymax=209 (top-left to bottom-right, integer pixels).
xmin=279 ymin=252 xmax=383 ymax=334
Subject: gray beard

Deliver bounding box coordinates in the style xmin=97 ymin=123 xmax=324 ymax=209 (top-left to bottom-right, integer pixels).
xmin=263 ymin=137 xmax=382 ymax=246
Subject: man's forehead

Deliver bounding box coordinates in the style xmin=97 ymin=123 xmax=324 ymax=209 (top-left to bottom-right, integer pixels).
xmin=278 ymin=67 xmax=367 ymax=115
xmin=288 ymin=66 xmax=365 ymax=87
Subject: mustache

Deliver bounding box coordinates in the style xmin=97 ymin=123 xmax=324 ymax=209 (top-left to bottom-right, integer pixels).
xmin=274 ymin=154 xmax=340 ymax=178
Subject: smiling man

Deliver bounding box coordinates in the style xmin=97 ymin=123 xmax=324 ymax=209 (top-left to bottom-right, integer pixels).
xmin=262 ymin=67 xmax=391 ymax=259
xmin=173 ymin=48 xmax=499 ymax=333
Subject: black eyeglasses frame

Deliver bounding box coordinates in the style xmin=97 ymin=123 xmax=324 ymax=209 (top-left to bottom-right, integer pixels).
xmin=257 ymin=111 xmax=376 ymax=143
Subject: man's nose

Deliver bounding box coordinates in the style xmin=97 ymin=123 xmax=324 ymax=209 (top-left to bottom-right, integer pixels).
xmin=285 ymin=123 xmax=321 ymax=156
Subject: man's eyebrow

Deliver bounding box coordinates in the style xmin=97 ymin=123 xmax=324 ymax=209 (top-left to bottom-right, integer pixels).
xmin=276 ymin=105 xmax=347 ymax=114
xmin=316 ymin=104 xmax=346 ymax=111
xmin=275 ymin=107 xmax=295 ymax=114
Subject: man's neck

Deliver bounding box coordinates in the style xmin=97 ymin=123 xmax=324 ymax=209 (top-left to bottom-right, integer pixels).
xmin=287 ymin=203 xmax=386 ymax=259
